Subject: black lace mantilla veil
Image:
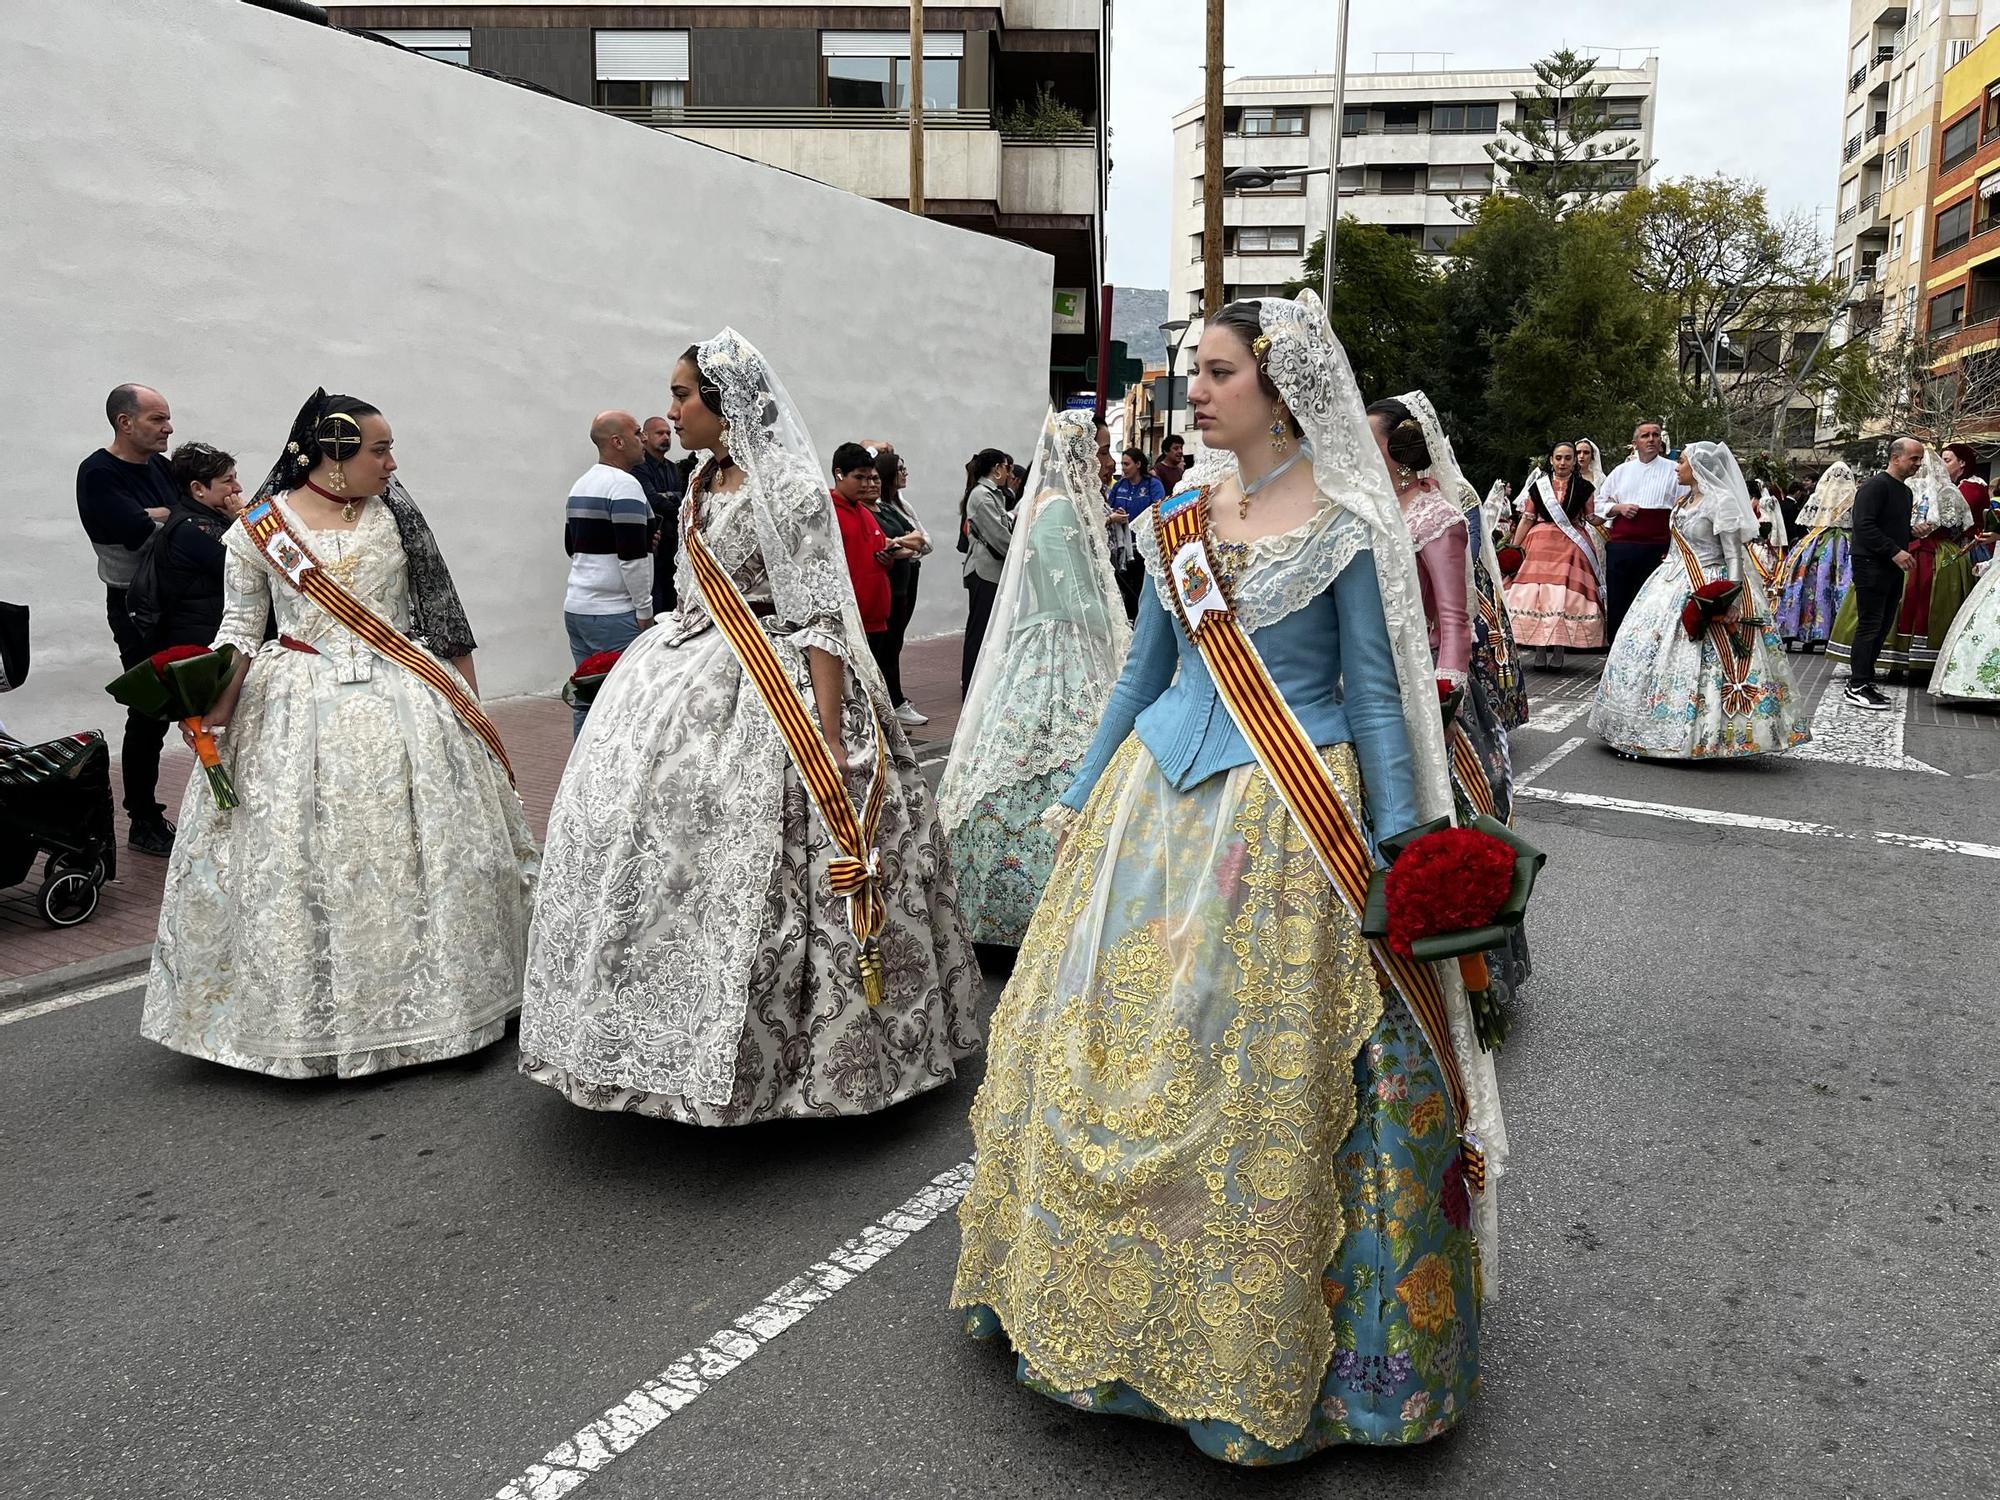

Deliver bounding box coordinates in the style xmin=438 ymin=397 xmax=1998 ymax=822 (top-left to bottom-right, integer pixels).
xmin=254 ymin=389 xmax=478 ymax=661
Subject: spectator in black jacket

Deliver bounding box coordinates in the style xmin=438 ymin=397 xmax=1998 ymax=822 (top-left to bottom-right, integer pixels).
xmin=635 ymin=415 xmax=685 ymax=614
xmin=76 ymin=383 xmax=178 ymax=855
xmin=149 ymin=443 xmax=243 ymax=652
xmin=1844 ymin=437 xmax=1923 ymax=710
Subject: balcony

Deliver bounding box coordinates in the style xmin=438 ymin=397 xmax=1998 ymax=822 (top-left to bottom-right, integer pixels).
xmin=1850 ymin=65 xmax=1868 ymax=93
xmin=599 ymin=104 xmax=992 ymax=132
xmin=1001 ymin=0 xmax=1105 ymax=25
xmin=1845 ymin=134 xmax=1863 ymax=163
xmin=1000 ymin=139 xmax=1098 ymax=216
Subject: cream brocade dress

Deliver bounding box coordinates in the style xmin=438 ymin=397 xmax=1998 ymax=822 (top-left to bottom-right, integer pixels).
xmin=142 ymin=496 xmax=539 ymax=1078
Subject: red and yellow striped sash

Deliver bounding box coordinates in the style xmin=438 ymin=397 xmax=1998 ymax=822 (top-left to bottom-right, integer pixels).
xmin=1153 ymin=493 xmax=1485 ymax=1190
xmin=1450 ymin=724 xmax=1497 ymax=821
xmin=682 ymin=487 xmax=889 ymax=1003
xmin=1671 ymin=525 xmax=1761 ymax=719
xmin=241 ymin=499 xmax=514 ymax=784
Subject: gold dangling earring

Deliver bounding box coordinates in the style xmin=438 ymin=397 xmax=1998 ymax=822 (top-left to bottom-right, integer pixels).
xmin=325 ymin=461 xmax=348 ymax=496
xmin=1269 ymin=403 xmax=1291 ymax=454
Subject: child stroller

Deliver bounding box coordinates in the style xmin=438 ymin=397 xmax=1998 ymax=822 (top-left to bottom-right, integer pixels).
xmin=0 ymin=731 xmax=118 ymax=927
xmin=0 ymin=601 xmax=116 ymax=927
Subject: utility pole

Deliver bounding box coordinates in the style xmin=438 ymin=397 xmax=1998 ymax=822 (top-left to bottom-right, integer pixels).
xmin=908 ymin=1 xmax=925 ymax=215
xmin=1203 ymin=0 xmax=1225 ymax=321
xmin=1323 ymin=0 xmax=1351 ymax=307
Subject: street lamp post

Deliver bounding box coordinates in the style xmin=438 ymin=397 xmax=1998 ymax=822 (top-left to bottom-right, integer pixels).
xmin=1159 ymin=318 xmax=1193 ymax=440
xmin=1325 ymin=0 xmax=1352 ymax=308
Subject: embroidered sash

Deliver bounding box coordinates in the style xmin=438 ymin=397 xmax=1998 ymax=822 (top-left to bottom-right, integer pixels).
xmin=1671 ymin=521 xmax=1762 ymax=719
xmin=240 ymin=498 xmax=514 ymax=783
xmin=1153 ymin=489 xmax=1486 ymax=1190
xmin=681 ymin=487 xmax=891 ymax=1005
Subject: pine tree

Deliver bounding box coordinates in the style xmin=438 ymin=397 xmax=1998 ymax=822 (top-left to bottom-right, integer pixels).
xmin=1487 ymin=49 xmax=1648 ymax=216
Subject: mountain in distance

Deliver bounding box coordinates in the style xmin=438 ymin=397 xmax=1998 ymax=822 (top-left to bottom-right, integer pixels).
xmin=1112 ymin=287 xmax=1170 ymax=367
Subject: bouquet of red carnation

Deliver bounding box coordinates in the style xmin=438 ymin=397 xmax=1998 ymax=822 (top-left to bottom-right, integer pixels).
xmin=562 ymin=648 xmax=625 ymax=710
xmin=1679 ymin=579 xmax=1743 ymax=642
xmin=107 ymin=644 xmax=241 ymax=810
xmin=1496 ymin=543 xmax=1525 ymax=579
xmin=1363 ymin=814 xmax=1544 ymax=1052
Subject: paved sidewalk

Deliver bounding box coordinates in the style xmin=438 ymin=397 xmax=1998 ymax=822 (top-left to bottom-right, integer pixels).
xmin=0 ymin=633 xmax=969 ymax=990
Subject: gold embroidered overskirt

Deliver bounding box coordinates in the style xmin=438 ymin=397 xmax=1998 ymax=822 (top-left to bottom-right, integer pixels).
xmin=952 ymin=735 xmax=1385 ymax=1448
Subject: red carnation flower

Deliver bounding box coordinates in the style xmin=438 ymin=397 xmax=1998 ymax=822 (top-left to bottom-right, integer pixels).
xmin=1382 ymin=826 xmax=1516 ymax=960
xmin=572 ymin=650 xmax=624 ymax=680
xmin=148 ymin=644 xmax=211 ymax=673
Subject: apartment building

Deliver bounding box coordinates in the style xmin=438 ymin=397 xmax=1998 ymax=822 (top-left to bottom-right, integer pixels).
xmin=324 ymin=2 xmax=1110 ymax=391
xmin=1166 ymin=57 xmax=1660 ymax=321
xmin=1831 ymin=1 xmax=1984 ymax=355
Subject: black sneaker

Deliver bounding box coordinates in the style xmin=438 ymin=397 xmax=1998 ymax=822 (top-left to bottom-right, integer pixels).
xmin=1843 ymin=684 xmax=1892 ymax=712
xmin=128 ymin=815 xmax=177 ymax=857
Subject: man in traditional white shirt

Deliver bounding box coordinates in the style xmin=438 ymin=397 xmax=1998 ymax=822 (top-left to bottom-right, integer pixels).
xmin=1594 ymin=419 xmax=1687 ymax=636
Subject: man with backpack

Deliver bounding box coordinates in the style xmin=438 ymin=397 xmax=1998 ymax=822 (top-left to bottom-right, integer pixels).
xmin=76 ymin=384 xmax=178 ymax=856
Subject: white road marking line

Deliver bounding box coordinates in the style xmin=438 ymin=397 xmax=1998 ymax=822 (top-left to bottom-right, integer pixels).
xmin=1516 ymin=786 xmax=2000 ymax=861
xmin=489 ymin=1160 xmax=976 ymax=1500
xmin=1527 ymin=699 xmax=1593 ymax=736
xmin=0 ymin=973 xmax=146 ymax=1027
xmin=918 ymin=752 xmax=949 ymax=769
xmin=1515 ymin=735 xmax=1589 ymax=790
xmin=1791 ymin=680 xmax=1946 ymax=775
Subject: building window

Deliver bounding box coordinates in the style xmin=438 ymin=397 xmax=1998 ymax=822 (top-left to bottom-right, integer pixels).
xmin=1602 ymin=97 xmax=1644 ymax=129
xmin=821 ymin=31 xmax=964 ymax=110
xmin=1189 ymin=289 xmax=1206 ymax=318
xmin=1234 ymin=226 xmax=1304 ymax=254
xmin=1241 ymin=107 xmax=1307 ymax=136
xmin=1432 ymin=103 xmax=1498 ymax=133
xmin=1385 ymin=223 xmax=1424 ymax=242
xmin=1341 ymin=107 xmax=1367 ymax=136
xmin=1931 ymin=285 xmax=1967 ymax=334
xmin=1424 ymin=224 xmax=1469 ymax=253
xmin=595 ymin=30 xmax=690 ymax=111
xmin=1904 ymin=284 xmax=1920 ymax=332
xmin=1936 ymin=198 xmax=1974 ymax=255
xmin=1190 ymin=232 xmax=1204 ymax=263
xmin=1336 ymin=165 xmax=1364 ymax=189
xmin=1381 ymin=104 xmax=1421 ymax=135
xmin=1429 ymin=163 xmax=1494 ymax=193
xmin=1950 ymin=37 xmax=1974 ymax=67
xmin=1890 ymin=218 xmax=1906 ymax=260
xmin=367 ymin=29 xmax=470 ymax=65
xmin=1378 ymin=167 xmax=1420 ymax=195
xmin=1943 ymin=111 xmax=1980 ymax=170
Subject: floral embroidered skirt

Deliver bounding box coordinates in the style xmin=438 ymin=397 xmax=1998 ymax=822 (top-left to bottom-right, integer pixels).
xmin=1828 ymin=536 xmax=1975 ymax=670
xmin=952 ymin=737 xmax=1481 ymax=1464
xmin=1774 ymin=529 xmax=1850 ymax=647
xmin=1504 ymin=527 xmax=1605 ymax=648
xmin=1591 ymin=556 xmax=1812 ymax=760
xmin=1930 ymin=554 xmax=2000 ymax=702
xmin=948 ymin=765 xmax=1070 ymax=948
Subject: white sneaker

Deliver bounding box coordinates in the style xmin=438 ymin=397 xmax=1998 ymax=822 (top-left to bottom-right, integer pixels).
xmin=894 ymin=701 xmax=929 ymax=726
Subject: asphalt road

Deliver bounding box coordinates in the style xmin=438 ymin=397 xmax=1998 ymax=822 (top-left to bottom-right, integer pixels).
xmin=3 ymin=665 xmax=1995 ymax=1500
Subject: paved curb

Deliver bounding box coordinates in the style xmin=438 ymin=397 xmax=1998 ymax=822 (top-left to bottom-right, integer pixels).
xmin=0 ymin=944 xmax=152 ymax=1011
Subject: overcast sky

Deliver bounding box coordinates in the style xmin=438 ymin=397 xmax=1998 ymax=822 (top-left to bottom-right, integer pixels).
xmin=1106 ymin=0 xmax=1846 ymax=288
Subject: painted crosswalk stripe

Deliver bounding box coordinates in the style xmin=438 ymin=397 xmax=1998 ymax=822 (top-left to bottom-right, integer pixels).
xmin=489 ymin=1161 xmax=976 ymax=1500
xmin=1517 ymin=786 xmax=2000 ymax=861
xmin=1515 ymin=735 xmax=1589 ymax=790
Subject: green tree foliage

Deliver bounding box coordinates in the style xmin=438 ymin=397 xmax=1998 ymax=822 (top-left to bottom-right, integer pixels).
xmin=1484 ymin=210 xmax=1677 ymax=476
xmin=1285 ymin=221 xmax=1443 ymax=400
xmin=1620 ymin=175 xmax=1850 ymax=446
xmin=1488 ymin=49 xmax=1647 ymax=216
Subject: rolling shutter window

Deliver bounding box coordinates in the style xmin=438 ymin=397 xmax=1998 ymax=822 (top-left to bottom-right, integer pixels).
xmin=595 ymin=31 xmax=691 ymax=82
xmin=820 ymin=31 xmax=965 ymax=59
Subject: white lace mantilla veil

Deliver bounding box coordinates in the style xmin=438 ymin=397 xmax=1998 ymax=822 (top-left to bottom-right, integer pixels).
xmin=1913 ymin=446 xmax=1976 ymax=531
xmin=1800 ymin=461 xmax=1858 ymax=528
xmin=937 ymin=408 xmax=1129 ymax=830
xmin=691 ymin=326 xmax=893 ymax=710
xmin=1575 ymin=438 xmax=1609 ymax=492
xmin=1141 ymin=293 xmax=1509 ymax=1288
xmin=1398 ymin=389 xmax=1509 ymax=611
xmin=1685 ymin=440 xmax=1777 ymax=617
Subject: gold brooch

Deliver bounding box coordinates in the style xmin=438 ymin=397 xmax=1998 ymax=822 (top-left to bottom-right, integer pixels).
xmin=1251 ymin=334 xmax=1272 ymax=358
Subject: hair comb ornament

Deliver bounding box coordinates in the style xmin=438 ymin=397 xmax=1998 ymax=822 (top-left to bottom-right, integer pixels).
xmin=1251 ymin=334 xmax=1273 ymax=360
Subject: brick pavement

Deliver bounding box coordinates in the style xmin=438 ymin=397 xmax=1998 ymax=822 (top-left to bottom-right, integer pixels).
xmin=0 ymin=633 xmax=970 ymax=987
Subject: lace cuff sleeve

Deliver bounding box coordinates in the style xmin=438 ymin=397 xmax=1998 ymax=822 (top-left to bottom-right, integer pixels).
xmin=213 ymin=535 xmax=271 ymax=658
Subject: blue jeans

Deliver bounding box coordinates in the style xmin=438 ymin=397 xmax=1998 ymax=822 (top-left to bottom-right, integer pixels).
xmin=564 ymin=610 xmax=642 ymax=737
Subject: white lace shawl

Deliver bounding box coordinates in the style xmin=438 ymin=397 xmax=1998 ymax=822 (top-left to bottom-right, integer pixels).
xmin=938 ymin=409 xmax=1129 ymax=828
xmin=1798 ymin=462 xmax=1858 ymax=529
xmin=1139 ymin=295 xmax=1508 ymax=1292
xmin=1914 ymin=448 xmax=1976 ymax=532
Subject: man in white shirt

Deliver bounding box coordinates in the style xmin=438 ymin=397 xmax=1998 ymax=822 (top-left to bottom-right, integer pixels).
xmin=1594 ymin=419 xmax=1687 ymax=636
xmin=563 ymin=410 xmax=654 ymax=736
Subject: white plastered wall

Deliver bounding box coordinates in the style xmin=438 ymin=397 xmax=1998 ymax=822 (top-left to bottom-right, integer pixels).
xmin=0 ymin=0 xmax=1051 ymax=741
